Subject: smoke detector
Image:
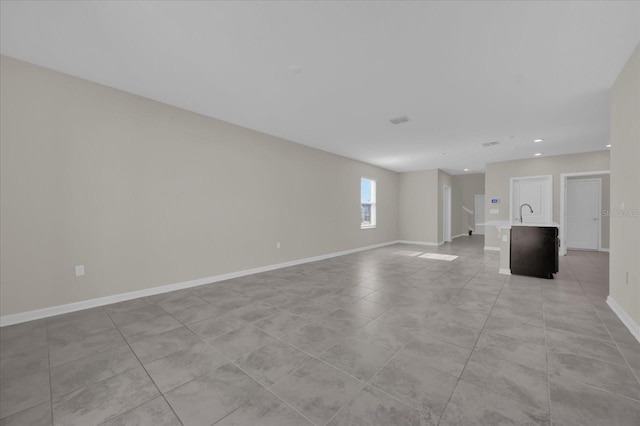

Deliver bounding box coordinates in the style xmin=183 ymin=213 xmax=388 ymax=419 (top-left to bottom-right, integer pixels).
xmin=482 ymin=141 xmax=500 ymax=147
xmin=389 ymin=116 xmax=409 ymax=125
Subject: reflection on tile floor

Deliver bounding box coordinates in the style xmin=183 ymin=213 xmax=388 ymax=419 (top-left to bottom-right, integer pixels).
xmin=1 ymin=236 xmax=639 ymax=425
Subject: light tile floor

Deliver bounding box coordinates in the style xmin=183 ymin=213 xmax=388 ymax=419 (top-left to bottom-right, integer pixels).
xmin=1 ymin=236 xmax=639 ymax=425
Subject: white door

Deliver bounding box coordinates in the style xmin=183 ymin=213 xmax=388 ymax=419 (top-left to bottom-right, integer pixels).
xmin=566 ymin=179 xmax=601 ymax=250
xmin=474 ymin=195 xmax=485 ymax=235
xmin=511 ymin=176 xmax=552 ymax=224
xmin=443 ymin=185 xmax=452 ymax=242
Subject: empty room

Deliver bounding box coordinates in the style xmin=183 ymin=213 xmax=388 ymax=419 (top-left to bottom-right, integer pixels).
xmin=1 ymin=1 xmax=639 ymax=425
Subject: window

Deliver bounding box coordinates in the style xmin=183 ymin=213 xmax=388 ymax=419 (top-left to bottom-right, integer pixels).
xmin=361 ymin=177 xmax=376 ymax=228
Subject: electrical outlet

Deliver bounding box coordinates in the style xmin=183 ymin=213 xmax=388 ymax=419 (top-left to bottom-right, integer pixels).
xmin=502 ymin=235 xmax=508 ymax=242
xmin=276 ymin=242 xmax=281 ymax=249
xmin=490 ymin=209 xmax=499 ymax=214
xmin=75 ymin=265 xmax=85 ymax=277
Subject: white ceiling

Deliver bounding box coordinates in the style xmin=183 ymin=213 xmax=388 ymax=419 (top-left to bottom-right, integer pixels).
xmin=1 ymin=1 xmax=638 ymax=174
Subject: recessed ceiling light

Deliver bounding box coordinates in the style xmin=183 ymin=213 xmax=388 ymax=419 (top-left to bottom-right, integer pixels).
xmin=534 ymin=153 xmax=542 ymax=156
xmin=534 ymin=139 xmax=544 ymax=143
xmin=464 ymin=168 xmax=470 ymax=172
xmin=606 ymin=144 xmax=612 ymax=148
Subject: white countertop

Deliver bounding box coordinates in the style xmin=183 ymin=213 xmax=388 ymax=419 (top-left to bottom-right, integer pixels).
xmin=482 ymin=220 xmax=559 ymax=229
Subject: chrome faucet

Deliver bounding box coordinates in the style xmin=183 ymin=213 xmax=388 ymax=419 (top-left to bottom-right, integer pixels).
xmin=519 ymin=203 xmax=533 ymax=223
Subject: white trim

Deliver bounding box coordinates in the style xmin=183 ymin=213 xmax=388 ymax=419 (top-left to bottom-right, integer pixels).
xmin=599 ymin=248 xmax=610 ymax=253
xmin=499 ymin=268 xmax=512 ymax=275
xmin=510 ymin=175 xmax=553 ymax=224
xmin=397 ymin=240 xmax=443 ymax=247
xmin=607 ymin=296 xmax=640 ymax=344
xmin=462 ymin=206 xmax=474 ymax=214
xmin=0 ymin=240 xmax=398 ymax=327
xmin=560 ymin=170 xmax=610 ymax=256
xmin=484 ymin=246 xmax=500 ymax=251
xmin=452 ymin=233 xmax=467 ymax=239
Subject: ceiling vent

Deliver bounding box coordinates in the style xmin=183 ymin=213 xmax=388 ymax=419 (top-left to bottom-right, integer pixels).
xmin=482 ymin=141 xmax=500 ymax=147
xmin=390 ymin=116 xmax=409 ymax=125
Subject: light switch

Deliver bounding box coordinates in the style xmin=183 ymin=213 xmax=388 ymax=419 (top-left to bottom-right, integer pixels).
xmin=75 ymin=265 xmax=85 ymax=277
xmin=502 ymin=235 xmax=508 ymax=242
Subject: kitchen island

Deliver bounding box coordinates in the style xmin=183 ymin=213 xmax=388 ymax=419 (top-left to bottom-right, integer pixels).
xmin=484 ymin=221 xmax=560 ymax=277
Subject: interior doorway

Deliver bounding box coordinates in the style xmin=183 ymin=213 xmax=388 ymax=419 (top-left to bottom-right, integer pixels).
xmin=560 ymin=170 xmax=610 ymax=255
xmin=443 ymin=185 xmax=452 ymax=242
xmin=565 ymin=178 xmax=601 ymax=250
xmin=474 ymin=194 xmax=485 ymax=235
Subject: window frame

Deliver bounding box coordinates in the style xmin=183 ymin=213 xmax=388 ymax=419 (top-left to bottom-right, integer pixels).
xmin=360 ymin=177 xmax=377 ymax=229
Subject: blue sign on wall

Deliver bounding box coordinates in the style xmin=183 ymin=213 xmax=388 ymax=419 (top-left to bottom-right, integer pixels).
xmin=491 ymin=198 xmax=500 ymax=204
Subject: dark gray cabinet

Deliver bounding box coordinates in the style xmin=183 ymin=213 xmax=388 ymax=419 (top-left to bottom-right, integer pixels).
xmin=510 ymin=226 xmax=559 ymax=279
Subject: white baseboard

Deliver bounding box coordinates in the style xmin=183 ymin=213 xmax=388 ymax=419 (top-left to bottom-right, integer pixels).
xmin=484 ymin=246 xmax=500 ymax=252
xmin=452 ymin=234 xmax=467 ymax=239
xmin=599 ymin=248 xmax=610 ymax=253
xmin=607 ymin=296 xmax=640 ymax=344
xmin=397 ymin=240 xmax=442 ymax=247
xmin=499 ymin=268 xmax=512 ymax=275
xmin=0 ymin=240 xmax=399 ymax=327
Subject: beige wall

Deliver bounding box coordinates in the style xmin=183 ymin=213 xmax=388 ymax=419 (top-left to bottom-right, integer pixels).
xmin=452 ymin=174 xmax=485 ymax=237
xmin=398 ymin=170 xmax=439 ymax=243
xmin=609 ymin=43 xmax=640 ymax=328
xmin=0 ymin=56 xmax=399 ymax=316
xmin=566 ymin=174 xmax=610 ymax=250
xmin=484 ymin=151 xmax=610 ymax=249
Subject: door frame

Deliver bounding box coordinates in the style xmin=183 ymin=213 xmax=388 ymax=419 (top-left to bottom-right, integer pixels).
xmin=474 ymin=194 xmax=485 ymax=235
xmin=443 ymin=185 xmax=452 ymax=243
xmin=560 ymin=170 xmax=609 ymax=256
xmin=565 ymin=178 xmax=602 ymax=251
xmin=509 ymin=175 xmax=553 ymax=224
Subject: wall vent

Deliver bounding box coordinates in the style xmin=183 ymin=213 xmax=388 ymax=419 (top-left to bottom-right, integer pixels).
xmin=390 ymin=116 xmax=409 ymax=125
xmin=482 ymin=141 xmax=500 ymax=147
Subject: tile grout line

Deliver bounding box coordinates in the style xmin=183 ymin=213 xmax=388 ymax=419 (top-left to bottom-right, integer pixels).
xmin=47 ymin=309 xmax=153 ymax=409
xmin=321 ymin=327 xmax=420 ymax=425
xmin=224 ymin=358 xmax=320 ymax=426
xmin=151 ymin=308 xmax=366 ymax=425
xmin=44 ymin=319 xmax=54 ymax=426
xmin=542 ymin=286 xmax=554 ymax=426
xmin=325 ymin=254 xmax=497 ymax=426
xmin=211 ymin=271 xmax=402 ymax=426
xmin=260 ymin=261 xmax=456 ymax=424
xmin=433 ymin=265 xmax=509 ymax=425
xmin=548 ymin=255 xmax=640 ymax=404
xmin=578 ymin=272 xmax=640 ymax=395
xmin=117 ymin=277 xmax=377 ymax=425
xmin=102 ymin=308 xmax=185 ymax=426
